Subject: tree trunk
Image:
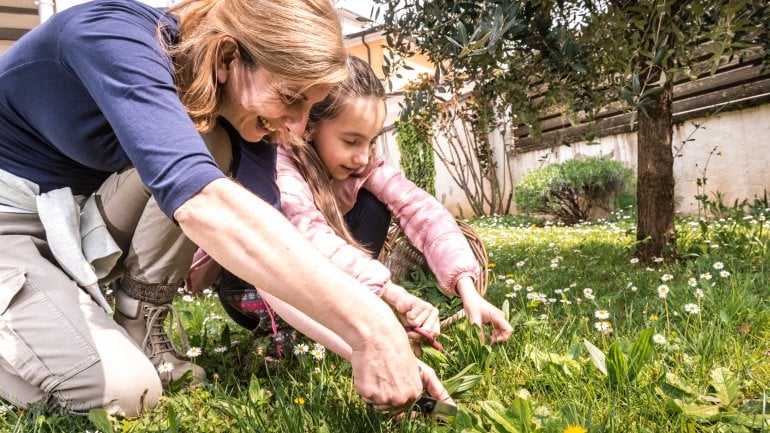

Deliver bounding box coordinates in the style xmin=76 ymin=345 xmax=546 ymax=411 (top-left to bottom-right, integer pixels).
xmin=636 ymin=81 xmax=676 ymax=261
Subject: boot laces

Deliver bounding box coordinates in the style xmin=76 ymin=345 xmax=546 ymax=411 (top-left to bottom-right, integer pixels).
xmin=141 ymin=304 xmax=191 ymax=359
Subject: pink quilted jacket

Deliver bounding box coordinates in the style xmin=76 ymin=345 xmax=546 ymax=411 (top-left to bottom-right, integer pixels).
xmin=277 ymin=146 xmax=479 ymax=297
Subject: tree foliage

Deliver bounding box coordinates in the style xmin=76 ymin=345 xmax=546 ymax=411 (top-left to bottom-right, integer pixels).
xmin=373 ymin=0 xmax=769 ymax=259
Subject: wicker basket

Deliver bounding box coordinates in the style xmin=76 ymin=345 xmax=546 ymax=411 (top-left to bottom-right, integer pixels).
xmin=377 ymin=219 xmax=488 ymax=327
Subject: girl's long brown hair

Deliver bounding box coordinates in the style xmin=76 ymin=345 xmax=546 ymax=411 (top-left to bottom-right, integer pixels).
xmin=284 ymin=56 xmax=386 ymax=253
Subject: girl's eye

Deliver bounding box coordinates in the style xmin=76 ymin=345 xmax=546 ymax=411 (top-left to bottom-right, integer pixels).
xmin=343 ymin=140 xmax=356 ymax=145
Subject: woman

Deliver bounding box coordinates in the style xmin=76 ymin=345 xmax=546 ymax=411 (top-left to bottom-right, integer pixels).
xmin=0 ymin=0 xmax=433 ymax=417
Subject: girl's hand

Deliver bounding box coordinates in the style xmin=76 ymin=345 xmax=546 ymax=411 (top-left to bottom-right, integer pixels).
xmin=456 ymin=277 xmax=513 ymax=345
xmin=382 ymin=282 xmax=440 ymax=338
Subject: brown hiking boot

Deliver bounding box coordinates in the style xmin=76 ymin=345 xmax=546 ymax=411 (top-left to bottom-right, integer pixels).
xmin=114 ymin=288 xmax=206 ymax=387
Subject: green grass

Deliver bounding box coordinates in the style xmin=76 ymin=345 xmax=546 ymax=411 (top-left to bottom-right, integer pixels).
xmin=2 ymin=206 xmax=769 ymax=432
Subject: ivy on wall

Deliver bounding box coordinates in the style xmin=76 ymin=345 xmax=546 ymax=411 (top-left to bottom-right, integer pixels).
xmin=396 ymin=74 xmax=437 ymax=196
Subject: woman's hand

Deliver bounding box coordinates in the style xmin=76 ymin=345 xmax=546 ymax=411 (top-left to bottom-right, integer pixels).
xmin=456 ymin=277 xmax=512 ymax=345
xmin=381 ymin=282 xmax=440 ymax=338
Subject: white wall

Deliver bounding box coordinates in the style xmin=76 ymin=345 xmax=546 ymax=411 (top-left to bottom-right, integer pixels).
xmin=509 ymin=104 xmax=770 ymax=216
xmin=380 ymin=103 xmax=770 ymax=217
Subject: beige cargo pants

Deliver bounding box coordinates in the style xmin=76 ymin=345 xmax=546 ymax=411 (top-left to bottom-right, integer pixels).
xmin=0 ymin=168 xmax=198 ymax=416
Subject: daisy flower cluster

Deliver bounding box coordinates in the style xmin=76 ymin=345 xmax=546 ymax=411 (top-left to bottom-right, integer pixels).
xmin=293 ymin=342 xmax=326 ymax=360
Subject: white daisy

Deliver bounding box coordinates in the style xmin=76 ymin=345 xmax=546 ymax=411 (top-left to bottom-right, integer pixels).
xmin=293 ymin=343 xmax=309 ymax=356
xmin=158 ymin=361 xmax=174 ymax=374
xmin=683 ymin=303 xmax=700 ymax=314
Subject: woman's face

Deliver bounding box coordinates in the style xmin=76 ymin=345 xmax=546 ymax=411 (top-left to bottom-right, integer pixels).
xmin=217 ymin=50 xmax=329 ymax=143
xmin=311 ymin=96 xmax=386 ymax=181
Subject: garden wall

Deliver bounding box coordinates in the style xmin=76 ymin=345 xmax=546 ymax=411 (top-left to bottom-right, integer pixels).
xmin=511 ymin=103 xmax=770 ymax=216
xmin=379 ymin=55 xmax=770 ymax=218
xmin=379 ymin=98 xmax=770 ymax=218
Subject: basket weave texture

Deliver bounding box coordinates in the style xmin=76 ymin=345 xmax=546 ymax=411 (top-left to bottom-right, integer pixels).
xmin=377 ymin=219 xmax=488 ymax=327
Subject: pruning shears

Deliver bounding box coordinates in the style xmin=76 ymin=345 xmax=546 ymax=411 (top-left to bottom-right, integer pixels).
xmin=412 ymin=395 xmax=458 ymax=421
xmin=402 ymin=328 xmax=458 ymax=421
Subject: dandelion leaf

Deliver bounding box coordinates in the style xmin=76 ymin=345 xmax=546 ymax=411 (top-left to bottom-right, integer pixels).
xmin=709 ymin=367 xmax=740 ymax=408
xmin=681 ymin=402 xmax=721 ymax=420
xmin=663 ymin=372 xmax=698 ymax=397
xmin=721 ymin=412 xmax=770 ymax=430
xmin=87 ymin=408 xmax=115 ymax=433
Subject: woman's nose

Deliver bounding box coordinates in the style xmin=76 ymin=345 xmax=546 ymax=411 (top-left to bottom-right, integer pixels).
xmin=284 ymin=117 xmax=309 ymax=137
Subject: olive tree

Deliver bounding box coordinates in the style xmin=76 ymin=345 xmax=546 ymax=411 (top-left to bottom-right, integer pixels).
xmin=372 ymin=0 xmax=769 ymax=260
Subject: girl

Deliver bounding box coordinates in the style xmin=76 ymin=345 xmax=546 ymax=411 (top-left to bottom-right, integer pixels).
xmin=218 ymin=56 xmax=512 ymax=354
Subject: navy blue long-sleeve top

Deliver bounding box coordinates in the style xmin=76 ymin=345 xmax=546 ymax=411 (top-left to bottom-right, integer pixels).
xmin=0 ymin=0 xmax=224 ymax=219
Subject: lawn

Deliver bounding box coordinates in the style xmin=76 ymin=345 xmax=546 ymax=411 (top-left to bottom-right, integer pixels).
xmin=1 ymin=205 xmax=769 ymax=432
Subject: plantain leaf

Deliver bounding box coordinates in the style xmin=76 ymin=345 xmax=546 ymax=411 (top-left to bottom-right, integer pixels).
xmin=626 ymin=328 xmax=655 ymax=383
xmin=583 ymin=339 xmax=607 ymax=376
xmin=606 ymin=341 xmax=628 ymax=388
xmin=480 ymin=400 xmax=522 ymax=433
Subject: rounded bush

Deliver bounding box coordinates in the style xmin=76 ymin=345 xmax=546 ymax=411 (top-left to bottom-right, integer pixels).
xmin=515 ymin=157 xmax=634 ymax=224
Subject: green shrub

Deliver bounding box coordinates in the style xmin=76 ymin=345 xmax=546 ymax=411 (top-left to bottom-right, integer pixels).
xmin=515 ymin=157 xmax=634 ymax=224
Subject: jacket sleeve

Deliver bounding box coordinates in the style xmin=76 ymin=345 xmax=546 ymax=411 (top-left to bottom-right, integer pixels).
xmin=363 ymin=160 xmax=480 ymax=296
xmin=276 ymin=148 xmax=391 ymax=296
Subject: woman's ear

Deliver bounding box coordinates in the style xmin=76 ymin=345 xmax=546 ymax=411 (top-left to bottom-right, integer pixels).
xmin=302 ymin=125 xmax=316 ymax=142
xmin=215 ymin=37 xmax=239 ymax=85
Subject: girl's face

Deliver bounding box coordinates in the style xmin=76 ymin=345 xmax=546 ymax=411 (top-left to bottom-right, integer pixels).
xmin=217 ymin=49 xmax=329 ymax=143
xmin=311 ymin=96 xmax=386 ymax=180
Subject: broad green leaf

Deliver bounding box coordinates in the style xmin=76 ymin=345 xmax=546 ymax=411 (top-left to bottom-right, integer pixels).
xmin=455 ymin=407 xmax=482 ymax=430
xmin=480 ymin=400 xmax=522 ymax=433
xmin=167 ymin=405 xmax=180 ymax=433
xmin=444 ymin=368 xmax=484 ymax=398
xmin=626 ymin=328 xmax=655 ymax=383
xmin=87 ymin=408 xmax=115 ymax=433
xmin=583 ymin=339 xmax=607 ymax=376
xmin=663 ymin=372 xmax=698 ymax=396
xmin=457 ymin=21 xmax=468 ymax=45
xmin=721 ymin=412 xmax=770 ymax=429
xmin=681 ymin=402 xmax=720 ymax=420
xmin=606 ymin=341 xmax=628 ymax=388
xmin=510 ymin=398 xmax=535 ymax=432
xmin=248 ymin=374 xmax=270 ymax=406
xmin=710 ymin=367 xmax=740 ymax=408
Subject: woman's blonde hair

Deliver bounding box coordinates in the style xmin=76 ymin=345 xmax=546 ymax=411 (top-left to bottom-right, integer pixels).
xmin=285 ymin=56 xmax=386 ymax=253
xmin=165 ymin=0 xmax=348 ymax=133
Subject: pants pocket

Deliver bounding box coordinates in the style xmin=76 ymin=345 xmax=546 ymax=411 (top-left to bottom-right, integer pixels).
xmin=0 ymin=267 xmax=99 ymax=393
